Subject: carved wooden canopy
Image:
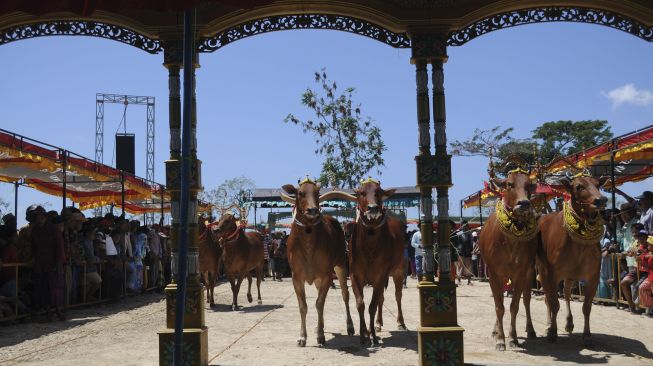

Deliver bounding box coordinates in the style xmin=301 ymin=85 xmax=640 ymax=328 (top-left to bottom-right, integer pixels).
xmin=1 ymin=1 xmax=652 ymax=53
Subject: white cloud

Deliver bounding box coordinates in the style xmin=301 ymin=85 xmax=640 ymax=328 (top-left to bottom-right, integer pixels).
xmin=603 ymin=83 xmax=653 ymax=108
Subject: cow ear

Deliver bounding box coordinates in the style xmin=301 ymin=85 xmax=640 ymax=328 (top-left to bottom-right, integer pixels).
xmin=559 ymin=177 xmax=572 ymax=192
xmin=382 ymin=188 xmax=397 ymax=201
xmin=282 ymin=184 xmax=297 ymax=196
xmin=490 ymin=178 xmax=506 ymax=191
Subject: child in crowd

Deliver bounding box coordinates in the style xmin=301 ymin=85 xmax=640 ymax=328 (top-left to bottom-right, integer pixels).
xmin=637 ymin=236 xmax=653 ymax=316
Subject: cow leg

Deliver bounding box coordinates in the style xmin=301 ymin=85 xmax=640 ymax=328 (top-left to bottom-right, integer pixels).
xmin=392 ymin=269 xmax=407 ymax=330
xmin=375 ymin=291 xmax=384 ymax=332
xmin=208 ymin=271 xmax=215 ymax=307
xmin=488 ymin=276 xmax=506 ymax=351
xmin=315 ymin=277 xmax=330 ymax=346
xmin=292 ymin=274 xmax=308 ymax=347
xmin=256 ymin=264 xmax=263 ymax=305
xmin=334 ymin=265 xmax=354 ymax=336
xmin=368 ymin=285 xmax=383 ymax=346
xmin=542 ymin=275 xmax=560 ymax=343
xmin=203 ymin=272 xmax=210 ymax=304
xmin=246 ymin=272 xmax=253 ymax=303
xmin=581 ymin=275 xmax=599 ymax=347
xmin=351 ymin=275 xmax=370 ymax=346
xmin=563 ymin=279 xmax=574 ymax=334
xmin=508 ymin=277 xmax=524 ymax=348
xmin=232 ymin=276 xmax=244 ymax=311
xmin=522 ymin=281 xmax=536 ymax=339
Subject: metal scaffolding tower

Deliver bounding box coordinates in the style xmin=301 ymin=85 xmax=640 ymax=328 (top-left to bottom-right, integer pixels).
xmin=95 ymin=93 xmax=156 ymax=221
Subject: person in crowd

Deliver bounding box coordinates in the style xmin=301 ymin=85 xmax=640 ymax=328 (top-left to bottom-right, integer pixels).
xmin=98 ymin=218 xmax=121 ymax=300
xmin=113 ymin=218 xmax=134 ymax=293
xmin=261 ymin=229 xmax=270 ymax=280
xmin=273 ymin=233 xmax=287 ymax=281
xmin=148 ymin=224 xmax=162 ymax=289
xmin=455 ymin=221 xmax=473 ymax=285
xmin=81 ymin=222 xmax=102 ymax=301
xmin=621 ymin=226 xmax=647 ymax=313
xmin=0 ymin=213 xmax=17 ymax=248
xmin=411 ymin=229 xmax=423 ymax=280
xmin=471 ymin=231 xmax=481 ymax=278
xmin=406 ymin=230 xmax=416 ymax=279
xmin=633 ymin=230 xmax=650 ymax=308
xmin=637 ymin=236 xmax=653 ymax=316
xmin=612 ymin=189 xmax=653 ymax=233
xmin=160 ymin=225 xmax=172 ymax=288
xmin=30 ymin=205 xmax=65 ymax=321
xmin=131 ymin=224 xmax=148 ymax=292
xmin=598 ymin=212 xmax=620 ymax=300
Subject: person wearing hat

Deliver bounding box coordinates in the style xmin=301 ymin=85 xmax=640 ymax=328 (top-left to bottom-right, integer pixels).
xmin=610 ymin=188 xmax=653 ymax=232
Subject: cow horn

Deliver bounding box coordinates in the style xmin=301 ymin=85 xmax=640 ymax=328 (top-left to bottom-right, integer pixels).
xmin=319 ymin=191 xmax=357 ymax=202
xmin=280 ymin=193 xmax=296 ymax=205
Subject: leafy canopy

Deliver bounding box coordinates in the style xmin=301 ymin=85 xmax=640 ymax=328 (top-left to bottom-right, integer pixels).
xmin=284 ymin=69 xmax=386 ymax=189
xmin=201 ymin=176 xmax=256 ymax=214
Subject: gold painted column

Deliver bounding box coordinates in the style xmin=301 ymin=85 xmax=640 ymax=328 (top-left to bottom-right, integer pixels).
xmin=410 ymin=30 xmax=464 ymax=366
xmin=158 ymin=41 xmax=208 ymax=366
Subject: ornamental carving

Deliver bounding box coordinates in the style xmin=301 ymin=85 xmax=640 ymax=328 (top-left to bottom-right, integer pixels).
xmin=198 ymin=14 xmax=411 ymax=52
xmin=416 ymin=155 xmax=452 ymax=187
xmin=0 ymin=21 xmax=161 ymax=53
xmin=448 ymin=7 xmax=653 ymax=46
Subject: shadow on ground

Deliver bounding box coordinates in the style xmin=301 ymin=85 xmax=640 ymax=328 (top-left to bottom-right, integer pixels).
xmin=207 ymin=304 xmax=283 ymax=313
xmin=0 ymin=292 xmax=164 ymax=348
xmin=516 ymin=333 xmax=653 ymax=364
xmin=324 ymin=329 xmax=418 ymax=358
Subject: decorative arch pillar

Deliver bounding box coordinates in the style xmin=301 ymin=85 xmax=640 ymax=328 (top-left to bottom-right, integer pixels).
xmin=158 ymin=39 xmax=208 ymax=366
xmin=409 ymin=29 xmax=464 ymax=366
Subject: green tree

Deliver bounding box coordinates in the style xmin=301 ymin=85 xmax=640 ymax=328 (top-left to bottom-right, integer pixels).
xmin=284 ymin=69 xmax=386 ymax=189
xmin=201 ymin=176 xmax=256 ymax=213
xmin=449 ymin=126 xmax=514 ymax=157
xmin=532 ymin=120 xmax=613 ymax=163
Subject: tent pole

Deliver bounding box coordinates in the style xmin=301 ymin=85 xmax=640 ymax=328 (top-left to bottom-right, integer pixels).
xmin=160 ymin=186 xmax=165 ymax=225
xmin=459 ymin=199 xmax=463 ymax=223
xmin=121 ymin=172 xmax=125 ymax=217
xmin=478 ymin=190 xmax=483 ymax=226
xmin=14 ymin=181 xmax=19 ymax=218
xmin=62 ymin=150 xmax=67 ymax=210
xmin=610 ymin=141 xmax=617 ymax=242
xmin=254 ymin=204 xmax=257 ymax=228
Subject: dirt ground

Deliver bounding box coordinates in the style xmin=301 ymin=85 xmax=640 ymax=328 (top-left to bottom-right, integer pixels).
xmin=1 ymin=278 xmax=652 ymax=366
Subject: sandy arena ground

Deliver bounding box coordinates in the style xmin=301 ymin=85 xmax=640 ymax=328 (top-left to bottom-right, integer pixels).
xmin=1 ymin=278 xmax=652 ymax=365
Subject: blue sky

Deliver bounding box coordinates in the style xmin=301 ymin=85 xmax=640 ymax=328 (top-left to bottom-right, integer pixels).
xmin=1 ymin=21 xmax=652 ymax=226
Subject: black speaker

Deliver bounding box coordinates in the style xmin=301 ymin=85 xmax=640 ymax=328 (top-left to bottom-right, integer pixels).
xmin=115 ymin=133 xmax=135 ymax=174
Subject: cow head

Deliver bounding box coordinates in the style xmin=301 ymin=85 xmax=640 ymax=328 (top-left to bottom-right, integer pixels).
xmin=213 ymin=212 xmax=239 ymax=245
xmin=490 ymin=167 xmax=535 ymax=219
xmin=559 ymin=173 xmax=608 ymax=214
xmin=315 ymin=178 xmax=396 ymax=224
xmin=281 ymin=178 xmax=325 ymax=224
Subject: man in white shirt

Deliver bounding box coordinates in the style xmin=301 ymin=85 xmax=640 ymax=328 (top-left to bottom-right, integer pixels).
xmin=636 ymin=191 xmax=653 ymax=233
xmin=411 ymin=230 xmax=423 ymax=280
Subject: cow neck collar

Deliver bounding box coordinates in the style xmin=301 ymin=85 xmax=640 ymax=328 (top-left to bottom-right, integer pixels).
xmin=495 ymin=199 xmax=537 ymax=241
xmin=563 ymin=200 xmax=604 ymax=245
xmin=292 ymin=207 xmax=322 ymax=228
xmin=223 ymin=224 xmax=244 ymax=242
xmin=356 ymin=206 xmax=387 ymax=231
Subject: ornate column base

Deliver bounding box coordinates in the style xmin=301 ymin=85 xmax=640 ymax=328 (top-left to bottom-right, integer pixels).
xmin=418 ymin=326 xmax=464 ymax=366
xmin=158 ymin=327 xmax=208 ymax=366
xmin=158 ymin=282 xmax=208 ymax=365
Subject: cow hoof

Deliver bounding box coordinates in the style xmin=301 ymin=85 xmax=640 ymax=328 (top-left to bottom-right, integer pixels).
xmin=372 ymin=336 xmax=380 ymax=346
xmin=297 ymin=337 xmax=306 ymax=347
xmin=232 ymin=304 xmax=238 ymax=311
xmin=546 ymin=330 xmax=558 ymax=343
xmin=257 ymin=299 xmax=263 ymax=305
xmin=527 ymin=330 xmax=537 ymax=339
xmin=495 ymin=343 xmax=506 ymax=351
xmin=209 ymin=302 xmax=215 ymax=308
xmin=361 ymin=337 xmax=371 ymax=347
xmin=508 ymin=339 xmax=519 ymax=349
xmin=317 ymin=335 xmax=326 ymax=346
xmin=397 ymin=324 xmax=408 ymax=331
xmin=582 ymin=334 xmax=593 ymax=347
xmin=347 ymin=325 xmax=355 ymax=336
xmin=375 ymin=325 xmax=382 ymax=332
xmin=247 ymin=294 xmax=253 ymax=303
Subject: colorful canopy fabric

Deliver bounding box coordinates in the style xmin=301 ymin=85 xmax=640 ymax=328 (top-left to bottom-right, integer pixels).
xmin=0 ymin=129 xmax=169 ymax=214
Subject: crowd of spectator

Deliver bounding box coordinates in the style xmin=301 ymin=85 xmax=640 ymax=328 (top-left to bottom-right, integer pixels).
xmin=0 ymin=205 xmax=172 ymax=322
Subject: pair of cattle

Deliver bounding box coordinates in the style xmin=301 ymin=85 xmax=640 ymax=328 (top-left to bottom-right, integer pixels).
xmin=199 ymin=179 xmax=406 ymax=347
xmin=479 ymin=169 xmax=608 ymax=350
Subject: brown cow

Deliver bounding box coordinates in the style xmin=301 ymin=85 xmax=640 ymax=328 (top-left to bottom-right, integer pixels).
xmin=327 ymin=180 xmax=407 ymax=346
xmin=479 ymin=166 xmax=538 ymax=350
xmin=281 ymin=180 xmax=354 ymax=347
xmin=213 ymin=213 xmax=265 ymax=310
xmin=198 ymin=220 xmax=223 ymax=307
xmin=537 ymin=174 xmax=607 ymax=345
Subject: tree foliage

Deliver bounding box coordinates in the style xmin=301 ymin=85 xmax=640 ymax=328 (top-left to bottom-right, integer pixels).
xmin=201 ymin=176 xmax=256 ymax=214
xmin=450 ymin=120 xmax=613 ymax=169
xmin=284 ymin=69 xmax=386 ymax=189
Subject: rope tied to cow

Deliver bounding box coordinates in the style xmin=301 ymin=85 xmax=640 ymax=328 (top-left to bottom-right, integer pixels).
xmin=222 ymin=222 xmax=247 ymax=242
xmin=563 ymin=200 xmax=604 ymax=245
xmin=494 ymin=199 xmax=538 ymax=241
